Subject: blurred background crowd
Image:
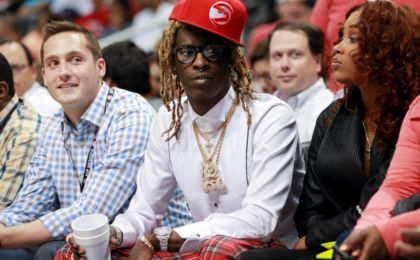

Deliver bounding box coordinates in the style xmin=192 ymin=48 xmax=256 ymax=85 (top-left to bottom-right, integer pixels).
xmin=0 ymin=0 xmax=419 ymax=105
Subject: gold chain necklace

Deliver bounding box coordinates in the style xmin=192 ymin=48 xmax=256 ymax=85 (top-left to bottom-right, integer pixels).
xmin=196 ymin=123 xmax=225 ymax=153
xmin=192 ymin=96 xmax=238 ymax=193
xmin=362 ymin=121 xmax=374 ymax=160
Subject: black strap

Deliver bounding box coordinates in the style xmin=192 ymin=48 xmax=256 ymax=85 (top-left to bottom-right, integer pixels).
xmin=63 ymin=87 xmax=114 ymax=192
xmin=0 ymin=103 xmax=19 ymax=135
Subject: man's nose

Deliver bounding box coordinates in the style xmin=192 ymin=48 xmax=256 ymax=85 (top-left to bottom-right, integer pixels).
xmin=58 ymin=63 xmax=71 ymax=80
xmin=193 ymin=51 xmax=210 ymax=71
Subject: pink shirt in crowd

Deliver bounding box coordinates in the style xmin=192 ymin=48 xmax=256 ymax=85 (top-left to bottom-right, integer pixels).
xmin=355 ymin=95 xmax=420 ymax=259
xmin=311 ymin=0 xmax=420 ymax=52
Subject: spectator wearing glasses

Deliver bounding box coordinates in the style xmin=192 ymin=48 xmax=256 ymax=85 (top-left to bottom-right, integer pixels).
xmin=0 ymin=38 xmax=61 ymax=117
xmin=0 ymin=53 xmax=42 ymax=211
xmin=60 ymin=0 xmax=305 ymax=259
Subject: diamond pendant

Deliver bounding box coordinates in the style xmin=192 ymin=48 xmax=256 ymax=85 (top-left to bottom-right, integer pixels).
xmin=203 ymin=161 xmax=216 ymax=177
xmin=201 ymin=162 xmax=227 ymax=193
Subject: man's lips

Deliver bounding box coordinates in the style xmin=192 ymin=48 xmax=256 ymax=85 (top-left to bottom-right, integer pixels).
xmin=277 ymin=75 xmax=296 ymax=82
xmin=191 ymin=75 xmax=214 ymax=85
xmin=58 ymin=83 xmax=77 ymax=89
xmin=192 ymin=75 xmax=214 ymax=81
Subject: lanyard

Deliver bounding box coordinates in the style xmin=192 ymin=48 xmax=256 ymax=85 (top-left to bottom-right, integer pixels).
xmin=0 ymin=103 xmax=19 ymax=135
xmin=62 ymin=87 xmax=114 ymax=192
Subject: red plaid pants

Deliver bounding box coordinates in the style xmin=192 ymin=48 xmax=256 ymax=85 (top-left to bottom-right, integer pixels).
xmin=55 ymin=235 xmax=284 ymax=260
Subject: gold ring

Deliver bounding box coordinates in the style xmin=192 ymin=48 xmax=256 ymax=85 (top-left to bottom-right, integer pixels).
xmin=65 ymin=233 xmax=74 ymax=243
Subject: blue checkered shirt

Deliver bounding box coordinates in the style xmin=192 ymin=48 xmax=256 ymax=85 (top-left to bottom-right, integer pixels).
xmin=0 ymin=84 xmax=158 ymax=239
xmin=160 ymin=188 xmax=193 ymax=228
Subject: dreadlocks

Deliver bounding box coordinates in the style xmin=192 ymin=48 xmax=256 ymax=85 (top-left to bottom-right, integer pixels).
xmin=158 ymin=20 xmax=254 ymax=140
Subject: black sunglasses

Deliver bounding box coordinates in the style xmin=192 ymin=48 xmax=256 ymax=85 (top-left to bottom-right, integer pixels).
xmin=173 ymin=44 xmax=225 ymax=64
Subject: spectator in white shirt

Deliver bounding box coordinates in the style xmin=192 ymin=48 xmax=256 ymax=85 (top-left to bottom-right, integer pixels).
xmin=269 ymin=21 xmax=334 ymax=157
xmin=0 ymin=38 xmax=61 ymax=117
xmin=64 ymin=0 xmax=305 ymax=259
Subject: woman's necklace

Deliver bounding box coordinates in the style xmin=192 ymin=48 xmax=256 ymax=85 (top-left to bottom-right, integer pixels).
xmin=192 ymin=97 xmax=238 ymax=193
xmin=362 ymin=121 xmax=373 ymax=160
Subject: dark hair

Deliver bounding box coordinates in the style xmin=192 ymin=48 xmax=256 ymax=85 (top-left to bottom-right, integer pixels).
xmin=102 ymin=40 xmax=151 ymax=95
xmin=41 ymin=20 xmax=102 ymax=64
xmin=269 ymin=21 xmax=327 ymax=78
xmin=0 ymin=38 xmax=34 ymax=66
xmin=250 ymin=39 xmax=270 ymax=68
xmin=339 ymin=0 xmax=420 ymax=149
xmin=0 ymin=53 xmax=14 ymax=97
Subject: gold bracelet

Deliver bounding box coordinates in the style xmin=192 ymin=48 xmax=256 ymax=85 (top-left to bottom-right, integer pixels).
xmin=140 ymin=236 xmax=155 ymax=253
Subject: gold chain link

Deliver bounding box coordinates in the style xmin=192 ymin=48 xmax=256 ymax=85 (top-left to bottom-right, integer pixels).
xmin=193 ymin=96 xmax=239 ymax=167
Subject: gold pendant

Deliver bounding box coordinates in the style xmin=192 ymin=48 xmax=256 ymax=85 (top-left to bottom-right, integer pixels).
xmin=201 ymin=162 xmax=227 ymax=193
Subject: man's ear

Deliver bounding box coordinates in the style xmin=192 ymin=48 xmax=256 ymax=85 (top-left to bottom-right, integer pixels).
xmin=41 ymin=67 xmax=46 ymax=87
xmin=0 ymin=81 xmax=9 ymax=99
xmin=0 ymin=81 xmax=12 ymax=110
xmin=315 ymin=54 xmax=322 ymax=74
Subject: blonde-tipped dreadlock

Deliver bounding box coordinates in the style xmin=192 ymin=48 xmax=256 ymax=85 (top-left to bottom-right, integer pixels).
xmin=159 ymin=20 xmax=255 ymax=140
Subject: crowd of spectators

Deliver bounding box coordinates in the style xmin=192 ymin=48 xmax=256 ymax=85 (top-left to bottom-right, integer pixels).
xmin=0 ymin=0 xmax=419 ymax=259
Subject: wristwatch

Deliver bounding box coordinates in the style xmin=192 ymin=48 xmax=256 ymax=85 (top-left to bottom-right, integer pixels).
xmin=153 ymin=226 xmax=172 ymax=252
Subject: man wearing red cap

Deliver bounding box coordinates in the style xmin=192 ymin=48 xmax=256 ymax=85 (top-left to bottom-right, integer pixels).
xmin=59 ymin=0 xmax=305 ymax=259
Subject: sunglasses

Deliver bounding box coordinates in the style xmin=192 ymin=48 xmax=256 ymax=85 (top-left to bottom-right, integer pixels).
xmin=173 ymin=44 xmax=225 ymax=64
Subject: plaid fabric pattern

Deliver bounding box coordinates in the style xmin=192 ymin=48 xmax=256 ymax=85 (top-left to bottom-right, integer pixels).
xmin=55 ymin=244 xmax=130 ymax=260
xmin=0 ymin=96 xmax=42 ymax=210
xmin=161 ymin=188 xmax=193 ymax=228
xmin=55 ymin=236 xmax=283 ymax=260
xmin=0 ymin=85 xmax=155 ymax=239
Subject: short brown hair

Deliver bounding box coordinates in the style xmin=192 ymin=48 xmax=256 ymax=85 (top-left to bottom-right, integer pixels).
xmin=41 ymin=20 xmax=102 ymax=65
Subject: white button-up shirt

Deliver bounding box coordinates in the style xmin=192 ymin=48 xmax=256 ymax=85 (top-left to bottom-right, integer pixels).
xmin=275 ymin=78 xmax=334 ymax=148
xmin=23 ymin=81 xmax=61 ymax=117
xmin=113 ymin=87 xmax=306 ymax=250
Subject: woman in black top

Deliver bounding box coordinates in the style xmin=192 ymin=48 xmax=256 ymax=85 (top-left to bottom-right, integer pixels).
xmin=241 ymin=1 xmax=420 ymax=259
xmin=294 ymin=0 xmax=419 ymax=252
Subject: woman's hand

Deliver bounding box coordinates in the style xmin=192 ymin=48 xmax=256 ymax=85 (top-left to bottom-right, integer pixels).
xmin=340 ymin=226 xmax=389 ymax=260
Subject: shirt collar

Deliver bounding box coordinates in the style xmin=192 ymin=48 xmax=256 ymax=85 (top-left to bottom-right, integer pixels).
xmin=60 ymin=82 xmax=110 ymax=130
xmin=188 ymin=87 xmax=235 ymax=132
xmin=286 ymin=78 xmax=326 ymax=110
xmin=0 ymin=95 xmax=19 ymax=120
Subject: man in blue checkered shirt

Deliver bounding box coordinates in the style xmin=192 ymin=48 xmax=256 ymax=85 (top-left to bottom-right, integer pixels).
xmin=0 ymin=21 xmax=191 ymax=259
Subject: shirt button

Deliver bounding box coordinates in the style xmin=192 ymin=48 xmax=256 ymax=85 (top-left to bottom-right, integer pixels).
xmin=214 ymin=203 xmax=218 ymax=208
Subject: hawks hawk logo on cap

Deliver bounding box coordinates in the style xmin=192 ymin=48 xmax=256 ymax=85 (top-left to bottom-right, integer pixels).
xmin=209 ymin=1 xmax=233 ymax=27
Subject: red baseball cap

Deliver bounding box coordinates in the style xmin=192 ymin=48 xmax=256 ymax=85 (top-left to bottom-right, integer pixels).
xmin=169 ymin=0 xmax=247 ymax=46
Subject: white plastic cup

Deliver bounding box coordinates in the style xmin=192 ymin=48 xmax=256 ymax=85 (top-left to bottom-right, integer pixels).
xmin=71 ymin=214 xmax=111 ymax=260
